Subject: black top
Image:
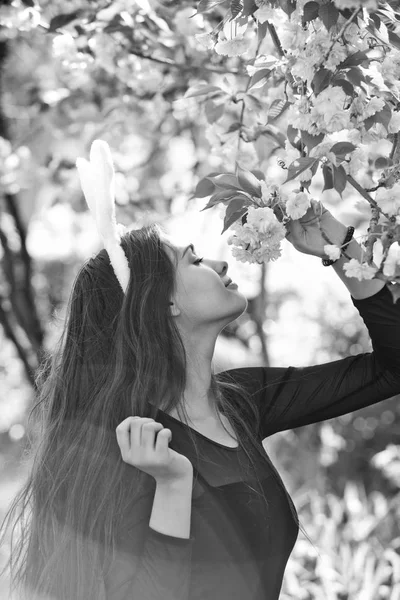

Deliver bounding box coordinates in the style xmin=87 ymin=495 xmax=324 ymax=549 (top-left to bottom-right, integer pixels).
xmin=102 ymin=284 xmax=400 ymax=599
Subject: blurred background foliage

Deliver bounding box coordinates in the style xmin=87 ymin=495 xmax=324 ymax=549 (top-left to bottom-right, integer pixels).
xmin=0 ymin=0 xmax=399 ymax=597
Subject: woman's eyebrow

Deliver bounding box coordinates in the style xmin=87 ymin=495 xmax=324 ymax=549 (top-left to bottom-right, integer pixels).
xmin=181 ymin=244 xmax=195 ymax=259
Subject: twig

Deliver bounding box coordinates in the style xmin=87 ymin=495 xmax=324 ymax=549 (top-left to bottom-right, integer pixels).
xmin=4 ymin=193 xmax=44 ymax=352
xmin=127 ymin=48 xmax=241 ymax=75
xmin=237 ymin=36 xmax=263 ymax=152
xmin=322 ymin=6 xmax=363 ymax=65
xmin=0 ymin=296 xmax=36 ymax=389
xmin=346 ymin=174 xmax=392 ymax=221
xmin=389 ymin=132 xmax=398 ymax=161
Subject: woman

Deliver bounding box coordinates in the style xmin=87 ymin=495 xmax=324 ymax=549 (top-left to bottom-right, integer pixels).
xmin=1 ymin=142 xmax=400 ymax=600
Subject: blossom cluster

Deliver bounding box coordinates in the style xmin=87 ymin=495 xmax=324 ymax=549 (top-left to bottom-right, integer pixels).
xmin=190 ymin=0 xmax=400 ymax=283
xmin=227 ymin=206 xmax=287 ymax=264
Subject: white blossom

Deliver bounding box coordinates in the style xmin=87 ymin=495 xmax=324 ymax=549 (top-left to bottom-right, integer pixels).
xmin=343 ymin=22 xmax=360 ymax=43
xmin=343 ymin=259 xmax=378 ymax=281
xmin=230 ymin=245 xmax=258 ymax=263
xmin=383 ymin=242 xmax=400 ymax=278
xmin=253 ymin=241 xmax=283 ymax=262
xmin=324 ymin=244 xmax=341 ymax=261
xmin=285 ymin=191 xmax=310 ymax=219
xmin=363 ymin=96 xmax=385 ymax=119
xmin=375 ymin=184 xmax=400 ymax=217
xmin=298 ymin=168 xmax=313 ymax=182
xmin=388 ymin=111 xmax=400 ymax=134
xmin=373 ymin=238 xmax=384 ymax=268
xmin=195 ymin=32 xmax=215 ymax=50
xmin=246 ymin=206 xmax=277 ymax=235
xmin=52 ymin=34 xmax=77 ymax=58
xmin=215 ymin=37 xmax=251 ymax=57
xmin=260 ymin=180 xmax=272 ymax=206
xmin=333 ymin=0 xmax=377 ymax=9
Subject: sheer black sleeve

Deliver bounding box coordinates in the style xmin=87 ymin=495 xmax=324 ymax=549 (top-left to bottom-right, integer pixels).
xmin=222 ymin=285 xmax=400 ymax=438
xmin=101 ymin=490 xmax=194 ymax=599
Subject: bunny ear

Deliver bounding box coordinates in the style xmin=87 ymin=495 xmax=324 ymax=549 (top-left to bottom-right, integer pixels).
xmin=88 ymin=140 xmax=119 ymax=241
xmin=90 ymin=140 xmax=115 ymax=212
xmin=76 ymin=140 xmax=131 ymax=294
xmin=76 ymin=157 xmax=97 ymax=217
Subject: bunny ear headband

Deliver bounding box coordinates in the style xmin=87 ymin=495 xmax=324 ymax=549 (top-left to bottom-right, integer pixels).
xmin=76 ymin=140 xmax=131 ymax=293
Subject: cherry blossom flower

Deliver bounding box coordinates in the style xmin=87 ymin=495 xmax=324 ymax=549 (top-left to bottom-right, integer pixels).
xmin=324 ymin=245 xmax=342 ymax=261
xmin=375 ymin=184 xmax=400 ymax=217
xmin=343 ymin=259 xmax=378 ymax=280
xmin=215 ymin=37 xmax=251 ymax=57
xmin=286 ymin=192 xmax=310 ymax=220
xmin=383 ymin=242 xmax=400 ymax=278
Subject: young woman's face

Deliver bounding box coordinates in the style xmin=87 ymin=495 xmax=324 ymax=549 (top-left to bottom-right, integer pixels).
xmin=162 ymin=237 xmax=248 ymax=330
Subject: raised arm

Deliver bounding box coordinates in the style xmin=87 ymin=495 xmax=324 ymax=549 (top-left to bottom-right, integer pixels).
xmin=102 ymin=417 xmax=195 ymax=599
xmin=221 ymin=203 xmax=400 ymax=439
xmin=223 ymin=283 xmax=400 ymax=438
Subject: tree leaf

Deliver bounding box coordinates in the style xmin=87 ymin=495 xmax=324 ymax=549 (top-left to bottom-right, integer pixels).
xmin=48 ymin=11 xmax=84 ymax=32
xmin=346 ymin=67 xmax=367 ymax=87
xmin=205 ymin=100 xmax=225 ymax=123
xmin=221 ymin=200 xmax=249 ymax=234
xmin=201 ymin=189 xmax=238 ymax=211
xmin=370 ymin=13 xmax=381 ymax=29
xmin=363 ymin=115 xmax=375 ymax=131
xmin=388 ymin=30 xmax=400 ymax=51
xmin=279 ymin=0 xmax=296 ymax=16
xmin=322 ymin=164 xmax=334 ymax=192
xmin=226 ymin=121 xmax=242 ymax=133
xmin=230 ymin=0 xmax=243 ymax=19
xmin=319 ymin=3 xmax=339 ymax=30
xmin=285 ymin=157 xmax=318 ymax=183
xmin=311 ymin=68 xmax=332 ymax=95
xmin=267 ymin=99 xmax=290 ymax=122
xmin=193 ymin=177 xmax=215 ymax=198
xmin=184 ymin=85 xmax=224 ymax=98
xmin=374 ymin=104 xmax=392 ymax=131
xmin=300 ymin=131 xmax=325 ymax=152
xmin=302 ymin=1 xmax=320 ymax=25
xmin=249 ymin=69 xmax=272 ymax=90
xmin=196 ymin=0 xmax=227 ymax=14
xmin=333 ymin=164 xmax=347 ymax=196
xmin=251 ymin=169 xmax=266 ymax=181
xmin=209 ymin=174 xmax=240 ymax=190
xmin=243 ymin=0 xmax=258 ymax=16
xmin=330 ymin=142 xmax=357 ymax=156
xmin=338 ymin=50 xmax=369 ymax=69
xmin=374 ymin=156 xmax=393 ymax=169
xmin=332 ymin=78 xmax=354 ymax=97
xmin=257 ymin=20 xmax=269 ymax=43
xmin=245 ymin=94 xmax=264 ymax=113
xmin=287 ymin=125 xmax=301 ymax=149
xmin=236 ymin=164 xmax=262 ymax=197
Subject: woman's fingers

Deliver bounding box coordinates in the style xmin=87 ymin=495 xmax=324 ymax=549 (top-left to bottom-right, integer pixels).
xmin=140 ymin=421 xmax=165 ymax=451
xmin=116 ymin=417 xmax=171 ymax=459
xmin=154 ymin=428 xmax=172 ymax=454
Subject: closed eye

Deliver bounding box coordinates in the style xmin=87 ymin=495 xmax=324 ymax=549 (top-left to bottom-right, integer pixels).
xmin=194 ymin=257 xmax=204 ymax=265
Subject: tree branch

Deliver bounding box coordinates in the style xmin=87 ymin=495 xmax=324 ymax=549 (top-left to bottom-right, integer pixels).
xmin=4 ymin=193 xmax=44 ymax=351
xmin=0 ymin=296 xmax=36 ymax=389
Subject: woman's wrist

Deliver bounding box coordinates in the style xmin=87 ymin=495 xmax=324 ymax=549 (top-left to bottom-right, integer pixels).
xmin=322 ymin=219 xmax=348 ymax=249
xmin=331 ymin=237 xmax=386 ymax=299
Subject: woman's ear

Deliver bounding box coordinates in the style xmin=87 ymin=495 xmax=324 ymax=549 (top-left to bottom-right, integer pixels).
xmin=169 ymin=301 xmax=181 ymax=317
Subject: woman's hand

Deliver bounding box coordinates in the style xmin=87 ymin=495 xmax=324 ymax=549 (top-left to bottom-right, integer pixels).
xmin=116 ymin=417 xmax=193 ymax=485
xmin=284 ymin=199 xmax=348 ymax=259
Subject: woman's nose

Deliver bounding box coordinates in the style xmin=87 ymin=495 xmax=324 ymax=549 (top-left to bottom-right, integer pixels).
xmin=220 ymin=261 xmax=228 ymax=277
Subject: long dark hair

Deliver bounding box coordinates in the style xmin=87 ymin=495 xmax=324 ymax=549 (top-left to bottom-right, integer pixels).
xmin=0 ymin=223 xmax=311 ymax=599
